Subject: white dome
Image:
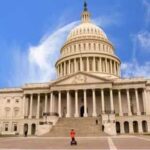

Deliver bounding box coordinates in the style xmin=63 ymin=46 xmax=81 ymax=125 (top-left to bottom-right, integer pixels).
xmin=67 ymin=22 xmax=108 ymax=41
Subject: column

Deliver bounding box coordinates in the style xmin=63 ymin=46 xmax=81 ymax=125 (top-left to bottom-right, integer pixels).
xmin=74 ymin=90 xmax=79 ymax=117
xmin=99 ymin=58 xmax=102 ymax=72
xmin=126 ymin=89 xmax=132 ymax=116
xmin=135 ymin=89 xmax=141 ymax=115
xmin=143 ymin=89 xmax=147 ymax=115
xmin=50 ymin=92 xmax=53 ymax=113
xmin=74 ymin=59 xmax=77 ymax=73
xmin=110 ymin=89 xmax=114 ymax=113
xmin=84 ymin=90 xmax=88 ymax=117
xmin=29 ymin=94 xmax=33 ymax=119
xmin=22 ymin=95 xmax=26 ymax=118
xmin=120 ymin=122 xmax=125 ymax=134
xmin=101 ymin=89 xmax=105 ymax=114
xmin=25 ymin=96 xmax=29 ymax=117
xmin=105 ymin=58 xmax=108 ymax=73
xmin=80 ymin=57 xmax=83 ymax=71
xmin=118 ymin=90 xmax=123 ymax=116
xmin=66 ymin=91 xmax=71 ymax=117
xmin=87 ymin=57 xmax=89 ymax=72
xmin=114 ymin=62 xmax=116 ymax=75
xmin=68 ymin=60 xmax=71 ymax=74
xmin=138 ymin=121 xmax=143 ymax=133
xmin=110 ymin=60 xmax=112 ymax=74
xmin=92 ymin=89 xmax=97 ymax=117
xmin=58 ymin=91 xmax=62 ymax=117
xmin=93 ymin=57 xmax=96 ymax=72
xmin=36 ymin=94 xmax=40 ymax=119
xmin=64 ymin=61 xmax=66 ymax=76
xmin=129 ymin=122 xmax=134 ymax=133
xmin=44 ymin=93 xmax=48 ymax=113
xmin=61 ymin=63 xmax=63 ymax=76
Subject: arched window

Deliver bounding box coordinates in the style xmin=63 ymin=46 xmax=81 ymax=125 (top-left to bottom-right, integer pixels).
xmin=94 ymin=43 xmax=96 ymax=50
xmin=87 ymin=28 xmax=89 ymax=33
xmin=142 ymin=120 xmax=148 ymax=132
xmin=103 ymin=45 xmax=105 ymax=51
xmin=84 ymin=43 xmax=86 ymax=50
xmin=5 ymin=107 xmax=10 ymax=118
xmin=89 ymin=43 xmax=91 ymax=50
xmin=14 ymin=107 xmax=19 ymax=117
xmin=133 ymin=121 xmax=138 ymax=133
xmin=116 ymin=122 xmax=121 ymax=134
xmin=99 ymin=44 xmax=101 ymax=51
xmin=74 ymin=45 xmax=76 ymax=52
xmin=124 ymin=121 xmax=129 ymax=133
xmin=79 ymin=44 xmax=81 ymax=51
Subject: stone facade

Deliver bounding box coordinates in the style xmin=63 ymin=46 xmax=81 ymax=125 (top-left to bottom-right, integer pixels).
xmin=0 ymin=3 xmax=150 ymax=136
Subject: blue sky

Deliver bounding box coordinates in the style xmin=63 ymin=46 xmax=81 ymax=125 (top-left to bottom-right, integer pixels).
xmin=0 ymin=0 xmax=150 ymax=88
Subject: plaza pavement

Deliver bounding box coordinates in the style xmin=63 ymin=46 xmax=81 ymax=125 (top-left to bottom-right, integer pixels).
xmin=0 ymin=135 xmax=150 ymax=149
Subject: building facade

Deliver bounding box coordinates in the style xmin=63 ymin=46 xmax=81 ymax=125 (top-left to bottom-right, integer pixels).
xmin=0 ymin=3 xmax=150 ymax=136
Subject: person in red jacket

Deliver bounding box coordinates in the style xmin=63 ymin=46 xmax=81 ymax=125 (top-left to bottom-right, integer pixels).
xmin=70 ymin=129 xmax=77 ymax=145
xmin=70 ymin=129 xmax=75 ymax=140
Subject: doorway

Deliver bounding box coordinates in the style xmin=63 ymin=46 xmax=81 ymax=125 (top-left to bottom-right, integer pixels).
xmin=31 ymin=124 xmax=36 ymax=135
xmin=133 ymin=121 xmax=138 ymax=133
xmin=80 ymin=106 xmax=84 ymax=117
xmin=24 ymin=124 xmax=28 ymax=136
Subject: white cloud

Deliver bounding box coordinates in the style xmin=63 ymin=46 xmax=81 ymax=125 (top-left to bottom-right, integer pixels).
xmin=28 ymin=21 xmax=79 ymax=82
xmin=9 ymin=21 xmax=79 ymax=86
xmin=137 ymin=31 xmax=150 ymax=51
xmin=121 ymin=61 xmax=150 ymax=78
xmin=93 ymin=13 xmax=121 ymax=28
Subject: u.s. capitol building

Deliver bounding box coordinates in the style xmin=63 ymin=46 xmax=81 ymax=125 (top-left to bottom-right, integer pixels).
xmin=0 ymin=3 xmax=150 ymax=136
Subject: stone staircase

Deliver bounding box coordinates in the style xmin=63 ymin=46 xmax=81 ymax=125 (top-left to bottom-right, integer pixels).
xmin=43 ymin=117 xmax=107 ymax=137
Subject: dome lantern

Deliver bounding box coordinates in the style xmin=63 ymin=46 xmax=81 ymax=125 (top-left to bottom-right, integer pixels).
xmin=82 ymin=1 xmax=90 ymax=23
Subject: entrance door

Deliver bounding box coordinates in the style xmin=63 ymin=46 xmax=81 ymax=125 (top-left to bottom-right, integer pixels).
xmin=80 ymin=106 xmax=84 ymax=117
xmin=31 ymin=124 xmax=36 ymax=135
xmin=24 ymin=124 xmax=28 ymax=136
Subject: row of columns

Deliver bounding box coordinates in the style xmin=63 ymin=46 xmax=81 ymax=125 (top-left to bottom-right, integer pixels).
xmin=57 ymin=57 xmax=120 ymax=77
xmin=62 ymin=43 xmax=113 ymax=57
xmin=24 ymin=88 xmax=146 ymax=119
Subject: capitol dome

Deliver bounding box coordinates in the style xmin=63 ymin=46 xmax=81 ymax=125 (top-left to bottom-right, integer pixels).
xmin=67 ymin=22 xmax=108 ymax=41
xmin=56 ymin=2 xmax=121 ymax=79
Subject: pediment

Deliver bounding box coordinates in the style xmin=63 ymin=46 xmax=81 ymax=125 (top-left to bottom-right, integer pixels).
xmin=52 ymin=72 xmax=111 ymax=86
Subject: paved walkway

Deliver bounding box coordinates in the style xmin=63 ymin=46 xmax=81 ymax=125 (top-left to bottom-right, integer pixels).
xmin=0 ymin=135 xmax=150 ymax=149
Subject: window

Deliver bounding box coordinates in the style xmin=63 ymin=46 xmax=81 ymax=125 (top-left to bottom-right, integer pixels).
xmin=94 ymin=43 xmax=96 ymax=50
xmin=84 ymin=43 xmax=86 ymax=50
xmin=5 ymin=107 xmax=10 ymax=117
xmin=14 ymin=108 xmax=19 ymax=117
xmin=74 ymin=45 xmax=76 ymax=51
xmin=79 ymin=44 xmax=81 ymax=51
xmin=89 ymin=43 xmax=91 ymax=50
xmin=7 ymin=99 xmax=10 ymax=103
xmin=16 ymin=99 xmax=19 ymax=103
xmin=5 ymin=123 xmax=9 ymax=131
xmin=13 ymin=124 xmax=17 ymax=132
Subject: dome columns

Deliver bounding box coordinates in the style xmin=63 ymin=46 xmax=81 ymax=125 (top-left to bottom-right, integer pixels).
xmin=56 ymin=56 xmax=120 ymax=78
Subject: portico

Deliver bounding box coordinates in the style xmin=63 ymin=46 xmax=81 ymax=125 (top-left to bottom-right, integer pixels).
xmin=24 ymin=81 xmax=146 ymax=119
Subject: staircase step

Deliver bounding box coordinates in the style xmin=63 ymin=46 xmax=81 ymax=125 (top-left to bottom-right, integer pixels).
xmin=42 ymin=117 xmax=107 ymax=137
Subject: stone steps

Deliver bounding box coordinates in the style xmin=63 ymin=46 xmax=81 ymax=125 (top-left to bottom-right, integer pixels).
xmin=43 ymin=117 xmax=107 ymax=137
